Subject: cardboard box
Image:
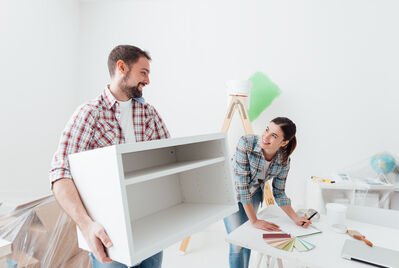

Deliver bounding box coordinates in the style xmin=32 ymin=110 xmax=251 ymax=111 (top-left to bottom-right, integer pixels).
xmin=64 ymin=250 xmax=91 ymax=268
xmin=6 ymin=251 xmax=40 ymax=268
xmin=39 ymin=216 xmax=80 ymax=267
xmin=0 ymin=256 xmax=6 ymax=268
xmin=20 ymin=224 xmax=48 ymax=260
xmin=33 ymin=200 xmax=62 ymax=232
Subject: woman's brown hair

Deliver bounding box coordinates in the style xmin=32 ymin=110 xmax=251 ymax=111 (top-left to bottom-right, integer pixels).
xmin=271 ymin=117 xmax=297 ymax=164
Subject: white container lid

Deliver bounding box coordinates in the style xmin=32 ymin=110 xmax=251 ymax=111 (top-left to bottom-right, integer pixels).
xmin=326 ymin=203 xmax=347 ymax=212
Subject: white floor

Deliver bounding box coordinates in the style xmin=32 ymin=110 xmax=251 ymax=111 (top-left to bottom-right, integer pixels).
xmin=163 ymin=220 xmax=298 ymax=268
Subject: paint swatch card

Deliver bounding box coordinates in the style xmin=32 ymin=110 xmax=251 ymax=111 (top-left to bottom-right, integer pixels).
xmin=263 ymin=234 xmax=315 ymax=252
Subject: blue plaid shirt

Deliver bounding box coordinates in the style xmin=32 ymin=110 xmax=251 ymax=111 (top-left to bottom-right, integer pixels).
xmin=233 ymin=134 xmax=291 ymax=207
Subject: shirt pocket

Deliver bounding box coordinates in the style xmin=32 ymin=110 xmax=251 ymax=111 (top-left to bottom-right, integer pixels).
xmin=93 ymin=120 xmax=119 ymax=147
xmin=144 ymin=117 xmax=156 ymax=141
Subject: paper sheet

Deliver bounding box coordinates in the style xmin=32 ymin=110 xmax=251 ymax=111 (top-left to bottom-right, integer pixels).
xmin=261 ymin=215 xmax=321 ymax=237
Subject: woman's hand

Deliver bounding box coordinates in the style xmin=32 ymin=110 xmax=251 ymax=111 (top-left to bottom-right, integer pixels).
xmin=251 ymin=219 xmax=281 ymax=231
xmin=294 ymin=216 xmax=312 ymax=228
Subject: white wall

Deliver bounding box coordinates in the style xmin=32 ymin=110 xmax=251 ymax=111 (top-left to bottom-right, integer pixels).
xmin=0 ymin=0 xmax=80 ymax=195
xmin=78 ymin=0 xmax=399 ymax=208
xmin=1 ymin=0 xmax=398 ymax=208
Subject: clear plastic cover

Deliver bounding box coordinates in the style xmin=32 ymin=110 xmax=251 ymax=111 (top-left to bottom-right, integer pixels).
xmin=0 ymin=196 xmax=91 ymax=268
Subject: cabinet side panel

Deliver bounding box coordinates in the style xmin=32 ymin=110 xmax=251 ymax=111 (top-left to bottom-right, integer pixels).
xmin=69 ymin=146 xmax=132 ymax=266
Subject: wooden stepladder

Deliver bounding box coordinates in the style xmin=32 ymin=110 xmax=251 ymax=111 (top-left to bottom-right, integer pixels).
xmin=221 ymin=95 xmax=276 ymax=207
xmin=179 ymin=95 xmax=275 ymax=254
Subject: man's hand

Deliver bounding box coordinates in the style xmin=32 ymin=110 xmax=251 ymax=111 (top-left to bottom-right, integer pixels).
xmin=251 ymin=219 xmax=281 ymax=231
xmin=294 ymin=216 xmax=312 ymax=228
xmin=80 ymin=221 xmax=114 ymax=263
xmin=52 ymin=178 xmax=114 ymax=263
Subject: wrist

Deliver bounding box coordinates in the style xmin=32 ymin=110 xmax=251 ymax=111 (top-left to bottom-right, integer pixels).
xmin=249 ymin=218 xmax=258 ymax=224
xmin=76 ymin=215 xmax=93 ymax=231
xmin=290 ymin=214 xmax=300 ymax=222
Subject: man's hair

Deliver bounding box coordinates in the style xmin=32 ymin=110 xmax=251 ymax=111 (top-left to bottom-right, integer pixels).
xmin=107 ymin=45 xmax=151 ymax=77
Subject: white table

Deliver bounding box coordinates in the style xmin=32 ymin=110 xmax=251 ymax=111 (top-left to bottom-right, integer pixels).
xmin=225 ymin=205 xmax=399 ymax=268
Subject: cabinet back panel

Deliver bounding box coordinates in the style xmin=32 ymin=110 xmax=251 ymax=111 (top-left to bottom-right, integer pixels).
xmin=175 ymin=140 xmax=224 ymax=162
xmin=122 ymin=147 xmax=177 ymax=174
xmin=126 ymin=174 xmax=183 ymax=221
xmin=179 ymin=162 xmax=236 ymax=205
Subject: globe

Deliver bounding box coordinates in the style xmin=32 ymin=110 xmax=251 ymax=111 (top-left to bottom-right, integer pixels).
xmin=370 ymin=153 xmax=396 ymax=174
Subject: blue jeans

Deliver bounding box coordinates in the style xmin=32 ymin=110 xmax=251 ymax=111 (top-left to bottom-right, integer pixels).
xmin=90 ymin=251 xmax=163 ymax=268
xmin=223 ymin=189 xmax=263 ymax=268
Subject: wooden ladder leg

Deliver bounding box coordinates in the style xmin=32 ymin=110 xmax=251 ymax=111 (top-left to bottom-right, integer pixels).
xmin=179 ymin=236 xmax=191 ymax=254
xmin=235 ymin=96 xmax=254 ymax=135
xmin=221 ymin=97 xmax=237 ymax=132
xmin=263 ymin=181 xmax=275 ymax=207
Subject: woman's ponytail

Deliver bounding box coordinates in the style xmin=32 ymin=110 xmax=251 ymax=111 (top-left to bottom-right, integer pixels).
xmin=271 ymin=117 xmax=297 ymax=165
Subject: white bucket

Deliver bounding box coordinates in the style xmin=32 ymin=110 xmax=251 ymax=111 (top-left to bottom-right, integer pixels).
xmin=226 ymin=80 xmax=252 ymax=96
xmin=326 ymin=203 xmax=347 ymax=226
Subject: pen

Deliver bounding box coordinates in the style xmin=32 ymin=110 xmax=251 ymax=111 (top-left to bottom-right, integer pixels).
xmin=301 ymin=211 xmax=318 ymax=226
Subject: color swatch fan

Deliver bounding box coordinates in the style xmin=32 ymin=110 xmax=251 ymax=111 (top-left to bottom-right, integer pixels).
xmin=263 ymin=233 xmax=315 ymax=252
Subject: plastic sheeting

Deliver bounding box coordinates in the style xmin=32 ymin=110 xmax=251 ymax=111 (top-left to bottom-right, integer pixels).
xmin=0 ymin=196 xmax=91 ymax=268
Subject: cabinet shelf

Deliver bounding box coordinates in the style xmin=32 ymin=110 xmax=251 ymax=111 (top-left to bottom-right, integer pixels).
xmin=132 ymin=203 xmax=236 ymax=261
xmin=124 ymin=157 xmax=225 ymax=185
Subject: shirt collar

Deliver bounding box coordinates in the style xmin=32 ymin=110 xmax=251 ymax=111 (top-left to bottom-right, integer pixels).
xmin=254 ymin=136 xmax=263 ymax=153
xmin=103 ymin=87 xmax=117 ymax=110
xmin=133 ymin=97 xmax=145 ymax=104
xmin=102 ymin=86 xmax=145 ymax=110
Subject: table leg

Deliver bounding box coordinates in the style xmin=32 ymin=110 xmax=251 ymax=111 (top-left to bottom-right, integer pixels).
xmin=254 ymin=252 xmax=263 ymax=268
xmin=266 ymin=255 xmax=271 ymax=267
xmin=269 ymin=257 xmax=276 ymax=268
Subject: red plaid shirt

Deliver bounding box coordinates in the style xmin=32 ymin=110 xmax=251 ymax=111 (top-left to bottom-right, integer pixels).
xmin=49 ymin=87 xmax=170 ymax=184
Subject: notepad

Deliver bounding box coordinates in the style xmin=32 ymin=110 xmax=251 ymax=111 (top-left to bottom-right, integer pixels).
xmin=261 ymin=215 xmax=321 ymax=237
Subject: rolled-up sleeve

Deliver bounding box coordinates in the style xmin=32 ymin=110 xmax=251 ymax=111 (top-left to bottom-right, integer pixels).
xmin=233 ymin=136 xmax=252 ymax=204
xmin=49 ymin=105 xmax=97 ymax=185
xmin=272 ymin=158 xmax=291 ymax=207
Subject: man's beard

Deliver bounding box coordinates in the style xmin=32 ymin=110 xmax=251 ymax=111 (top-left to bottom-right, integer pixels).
xmin=122 ymin=81 xmax=145 ymax=99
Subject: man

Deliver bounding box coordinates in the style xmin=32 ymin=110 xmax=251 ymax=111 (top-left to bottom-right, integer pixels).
xmin=49 ymin=45 xmax=169 ymax=268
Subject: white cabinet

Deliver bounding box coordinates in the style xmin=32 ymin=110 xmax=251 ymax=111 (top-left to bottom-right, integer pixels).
xmin=68 ymin=133 xmax=237 ymax=266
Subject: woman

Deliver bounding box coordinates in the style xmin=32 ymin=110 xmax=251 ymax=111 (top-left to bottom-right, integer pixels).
xmin=224 ymin=117 xmax=312 ymax=268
